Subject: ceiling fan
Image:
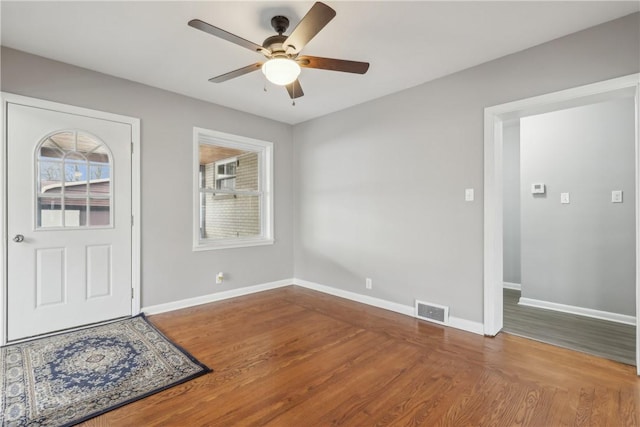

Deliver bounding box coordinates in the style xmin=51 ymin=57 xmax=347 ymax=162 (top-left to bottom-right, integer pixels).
xmin=188 ymin=2 xmax=369 ymax=100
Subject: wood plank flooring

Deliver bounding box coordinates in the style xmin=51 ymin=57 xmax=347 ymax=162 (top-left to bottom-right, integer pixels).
xmin=81 ymin=286 xmax=639 ymax=426
xmin=503 ymin=288 xmax=636 ymax=365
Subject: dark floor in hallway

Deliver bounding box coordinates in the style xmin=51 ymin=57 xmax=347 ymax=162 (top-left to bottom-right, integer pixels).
xmin=503 ymin=288 xmax=636 ymax=365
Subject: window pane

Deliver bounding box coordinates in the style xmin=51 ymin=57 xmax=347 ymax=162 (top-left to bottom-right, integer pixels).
xmin=88 ymin=198 xmax=110 ymax=226
xmin=89 ymin=163 xmax=111 ymax=195
xmin=37 ymin=197 xmax=62 ymax=227
xmin=45 ymin=132 xmax=74 ymax=154
xmin=201 ymin=193 xmax=261 ymax=239
xmin=39 ymin=160 xmax=63 ymax=194
xmin=64 ymin=153 xmax=86 ymax=186
xmin=63 ymin=198 xmax=87 ymax=226
xmin=234 ymin=153 xmax=258 ymax=191
xmin=216 ymin=177 xmax=235 ymax=190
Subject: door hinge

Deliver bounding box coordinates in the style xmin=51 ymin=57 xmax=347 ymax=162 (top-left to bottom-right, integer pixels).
xmin=131 ymin=215 xmax=134 ymax=226
xmin=131 ymin=141 xmax=134 ymax=154
xmin=131 ymin=288 xmax=134 ymax=300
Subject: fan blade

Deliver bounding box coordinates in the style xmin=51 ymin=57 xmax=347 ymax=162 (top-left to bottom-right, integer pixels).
xmin=283 ymin=2 xmax=336 ymax=54
xmin=189 ymin=19 xmax=267 ymax=55
xmin=286 ymin=79 xmax=304 ymax=99
xmin=297 ymin=56 xmax=369 ymax=74
xmin=209 ymin=63 xmax=263 ymax=83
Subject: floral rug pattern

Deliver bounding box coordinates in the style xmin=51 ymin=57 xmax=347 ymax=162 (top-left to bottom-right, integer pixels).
xmin=1 ymin=314 xmax=210 ymax=426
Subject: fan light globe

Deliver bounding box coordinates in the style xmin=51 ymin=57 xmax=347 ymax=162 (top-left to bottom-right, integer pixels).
xmin=261 ymin=58 xmax=301 ymax=86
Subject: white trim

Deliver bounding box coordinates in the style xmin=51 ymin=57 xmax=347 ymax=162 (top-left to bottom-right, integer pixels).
xmin=448 ymin=316 xmax=485 ymax=335
xmin=192 ymin=127 xmax=274 ymax=252
xmin=503 ymin=282 xmax=521 ymax=291
xmin=483 ymin=111 xmax=504 ymax=336
xmin=293 ymin=279 xmax=484 ymax=335
xmin=518 ymin=297 xmax=636 ymax=326
xmin=483 ymin=74 xmax=640 ymax=374
xmin=191 ymin=237 xmax=275 ymax=251
xmin=293 ymin=278 xmax=414 ymax=316
xmin=635 ymin=76 xmax=640 ymax=369
xmin=485 ymin=75 xmax=638 ymax=118
xmin=0 ymin=96 xmax=6 ymax=346
xmin=131 ymin=115 xmax=141 ymax=318
xmin=0 ymin=92 xmax=142 ymax=345
xmin=141 ymin=277 xmax=484 ymax=336
xmin=142 ymin=279 xmax=292 ymax=315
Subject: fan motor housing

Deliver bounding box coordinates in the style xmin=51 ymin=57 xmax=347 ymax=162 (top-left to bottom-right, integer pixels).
xmin=262 ymin=34 xmax=288 ymax=55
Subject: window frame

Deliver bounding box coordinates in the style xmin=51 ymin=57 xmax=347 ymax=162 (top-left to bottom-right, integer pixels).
xmin=193 ymin=127 xmax=274 ymax=251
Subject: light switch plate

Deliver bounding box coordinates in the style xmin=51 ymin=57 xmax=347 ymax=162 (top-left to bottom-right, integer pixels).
xmin=612 ymin=190 xmax=623 ymax=203
xmin=465 ymin=188 xmax=474 ymax=202
xmin=560 ymin=193 xmax=570 ymax=204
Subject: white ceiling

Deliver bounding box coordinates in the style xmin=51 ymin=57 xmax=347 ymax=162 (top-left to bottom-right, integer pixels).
xmin=2 ymin=1 xmax=638 ymax=125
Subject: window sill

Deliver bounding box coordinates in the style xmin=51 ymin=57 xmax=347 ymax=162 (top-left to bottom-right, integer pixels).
xmin=192 ymin=237 xmax=274 ymax=251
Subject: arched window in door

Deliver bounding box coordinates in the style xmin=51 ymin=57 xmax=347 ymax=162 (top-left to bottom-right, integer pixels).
xmin=36 ymin=130 xmax=113 ymax=228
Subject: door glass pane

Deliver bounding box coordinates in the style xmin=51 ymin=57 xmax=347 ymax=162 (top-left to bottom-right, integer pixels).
xmin=89 ymin=198 xmax=110 ymax=226
xmin=38 ymin=160 xmax=63 ymax=194
xmin=63 ymin=197 xmax=87 ymax=226
xmin=37 ymin=197 xmax=62 ymax=227
xmin=36 ymin=131 xmax=112 ymax=229
xmin=89 ymin=163 xmax=111 ymax=195
xmin=43 ymin=132 xmax=74 ymax=154
xmin=65 ymin=162 xmax=88 ymax=196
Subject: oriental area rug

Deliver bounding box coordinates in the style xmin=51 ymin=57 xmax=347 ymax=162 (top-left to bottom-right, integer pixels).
xmin=1 ymin=314 xmax=211 ymax=426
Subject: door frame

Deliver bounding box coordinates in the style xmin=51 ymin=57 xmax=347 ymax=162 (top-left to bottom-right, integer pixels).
xmin=0 ymin=93 xmax=141 ymax=345
xmin=483 ymin=73 xmax=640 ymax=373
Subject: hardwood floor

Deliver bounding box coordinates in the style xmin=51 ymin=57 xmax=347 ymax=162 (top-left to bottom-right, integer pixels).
xmin=503 ymin=288 xmax=636 ymax=366
xmin=81 ymin=286 xmax=639 ymax=426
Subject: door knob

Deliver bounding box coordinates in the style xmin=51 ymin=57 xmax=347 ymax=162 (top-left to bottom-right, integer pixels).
xmin=13 ymin=234 xmax=24 ymax=243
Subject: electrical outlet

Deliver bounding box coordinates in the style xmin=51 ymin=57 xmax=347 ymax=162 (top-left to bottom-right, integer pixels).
xmin=612 ymin=190 xmax=623 ymax=203
xmin=216 ymin=272 xmax=224 ymax=284
xmin=365 ymin=278 xmax=372 ymax=289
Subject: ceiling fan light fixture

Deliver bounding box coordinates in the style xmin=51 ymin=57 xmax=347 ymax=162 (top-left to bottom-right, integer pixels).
xmin=261 ymin=58 xmax=300 ymax=86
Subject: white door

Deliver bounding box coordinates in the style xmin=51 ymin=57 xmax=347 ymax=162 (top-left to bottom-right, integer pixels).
xmin=7 ymin=102 xmax=132 ymax=341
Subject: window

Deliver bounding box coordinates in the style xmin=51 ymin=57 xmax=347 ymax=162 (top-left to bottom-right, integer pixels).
xmin=36 ymin=130 xmax=112 ymax=228
xmin=215 ymin=158 xmax=237 ymax=190
xmin=193 ymin=127 xmax=273 ymax=250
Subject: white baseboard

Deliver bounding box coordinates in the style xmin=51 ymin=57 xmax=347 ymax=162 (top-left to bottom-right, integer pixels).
xmin=448 ymin=316 xmax=485 ymax=335
xmin=293 ymin=278 xmax=484 ymax=335
xmin=518 ymin=297 xmax=636 ymax=326
xmin=293 ymin=278 xmax=415 ymax=316
xmin=503 ymin=282 xmax=521 ymax=291
xmin=142 ymin=277 xmax=485 ymax=336
xmin=142 ymin=279 xmax=291 ymax=315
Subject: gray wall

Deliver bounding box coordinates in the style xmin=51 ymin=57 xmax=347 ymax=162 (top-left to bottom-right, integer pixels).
xmin=520 ymin=98 xmax=635 ymax=315
xmin=1 ymin=46 xmax=294 ymax=307
xmin=2 ymin=12 xmax=639 ymax=323
xmin=292 ymin=13 xmax=639 ymax=323
xmin=503 ymin=122 xmax=521 ymax=285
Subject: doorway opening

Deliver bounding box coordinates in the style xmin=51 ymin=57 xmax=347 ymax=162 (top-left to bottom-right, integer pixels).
xmin=483 ymin=74 xmax=640 ymax=373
